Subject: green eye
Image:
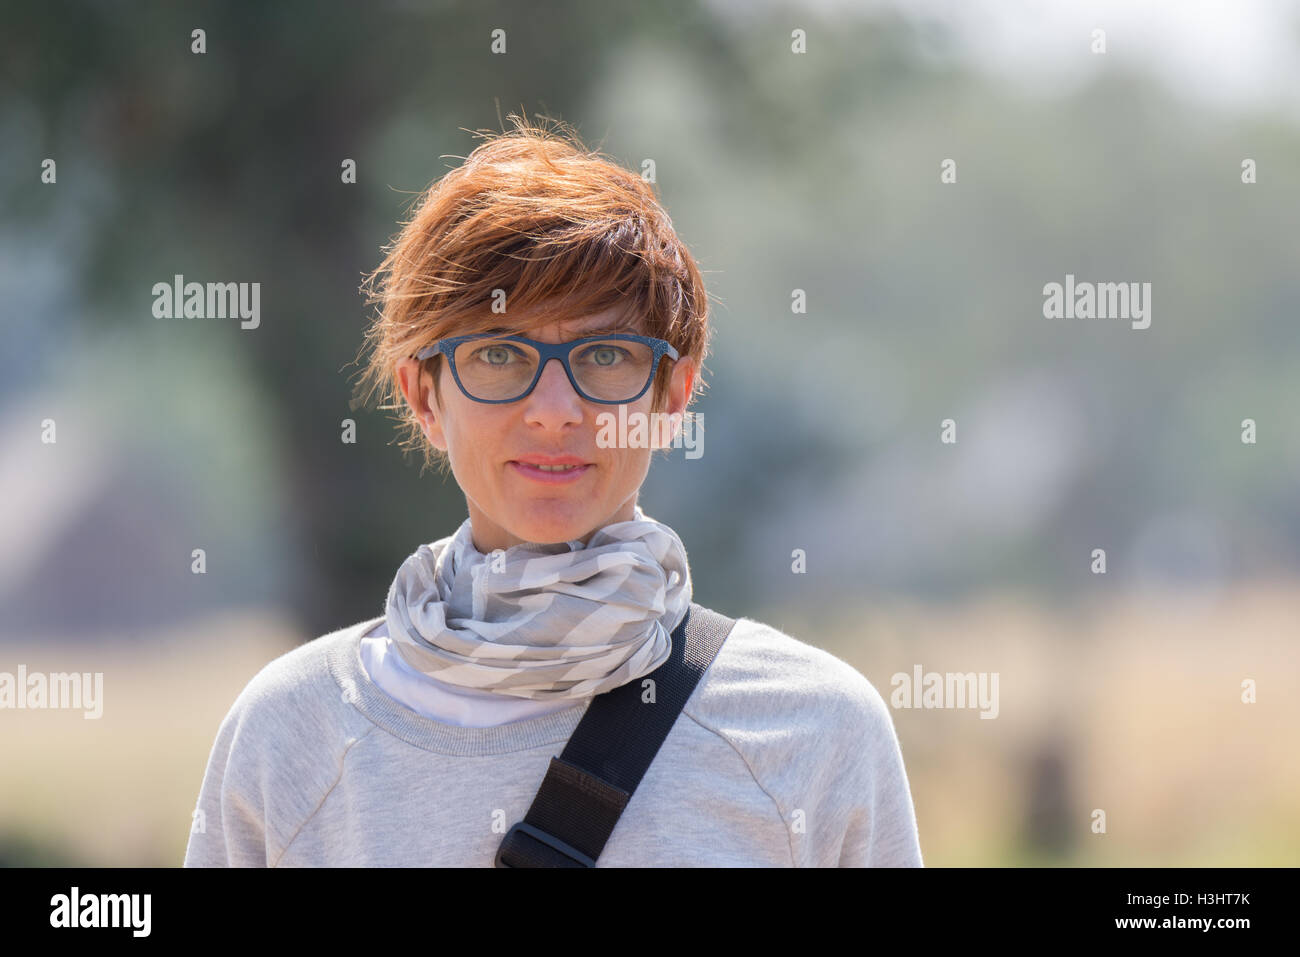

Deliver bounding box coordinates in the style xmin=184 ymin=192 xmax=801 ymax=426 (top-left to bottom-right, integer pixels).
xmin=477 ymin=344 xmax=524 ymax=365
xmin=581 ymin=345 xmax=627 ymax=366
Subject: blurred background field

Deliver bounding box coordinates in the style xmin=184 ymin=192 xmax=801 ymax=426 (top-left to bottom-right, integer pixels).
xmin=0 ymin=611 xmax=300 ymax=866
xmin=2 ymin=0 xmax=1298 ymax=865
xmin=791 ymin=579 xmax=1300 ymax=867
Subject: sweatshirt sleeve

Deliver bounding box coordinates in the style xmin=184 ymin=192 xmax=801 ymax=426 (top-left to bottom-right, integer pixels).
xmin=183 ymin=699 xmax=271 ymax=867
xmin=837 ymin=678 xmax=924 ymax=867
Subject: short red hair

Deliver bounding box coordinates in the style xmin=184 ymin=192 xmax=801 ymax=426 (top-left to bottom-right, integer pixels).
xmin=352 ymin=113 xmax=714 ymax=474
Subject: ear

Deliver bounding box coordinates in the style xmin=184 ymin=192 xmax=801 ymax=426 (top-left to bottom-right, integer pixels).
xmin=667 ymin=356 xmax=695 ymax=418
xmin=655 ymin=357 xmax=695 ymax=448
xmin=396 ymin=357 xmax=448 ymax=452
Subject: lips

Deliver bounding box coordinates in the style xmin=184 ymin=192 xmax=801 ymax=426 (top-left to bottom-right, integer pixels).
xmin=511 ymin=455 xmax=591 ymax=467
xmin=508 ymin=460 xmax=593 ymax=484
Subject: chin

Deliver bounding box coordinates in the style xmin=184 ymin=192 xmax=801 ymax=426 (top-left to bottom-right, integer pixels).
xmin=509 ymin=504 xmax=596 ymax=545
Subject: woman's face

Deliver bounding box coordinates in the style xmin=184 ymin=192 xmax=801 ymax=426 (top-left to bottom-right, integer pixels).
xmin=396 ymin=307 xmax=695 ymax=553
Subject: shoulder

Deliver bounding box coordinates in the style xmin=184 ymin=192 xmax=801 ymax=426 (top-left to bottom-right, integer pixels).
xmin=684 ymin=613 xmax=902 ymax=786
xmin=212 ymin=618 xmax=379 ymax=800
xmin=225 ymin=619 xmax=374 ymax=732
xmin=691 ymin=613 xmax=893 ymax=730
xmin=188 ymin=619 xmax=381 ymax=866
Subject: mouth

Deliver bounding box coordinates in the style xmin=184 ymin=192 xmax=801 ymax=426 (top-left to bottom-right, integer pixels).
xmin=508 ymin=459 xmax=593 ymax=484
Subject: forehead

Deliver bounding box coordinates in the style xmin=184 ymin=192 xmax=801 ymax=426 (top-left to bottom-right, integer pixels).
xmin=507 ymin=303 xmax=643 ymax=339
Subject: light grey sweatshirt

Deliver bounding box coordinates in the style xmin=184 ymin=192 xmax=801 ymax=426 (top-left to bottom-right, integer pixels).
xmin=183 ymin=614 xmax=924 ymax=867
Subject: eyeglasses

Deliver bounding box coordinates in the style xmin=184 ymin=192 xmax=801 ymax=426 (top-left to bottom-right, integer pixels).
xmin=413 ymin=332 xmax=679 ymax=404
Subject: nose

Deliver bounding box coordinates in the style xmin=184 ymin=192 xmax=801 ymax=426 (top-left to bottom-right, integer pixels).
xmin=521 ymin=356 xmax=585 ymax=421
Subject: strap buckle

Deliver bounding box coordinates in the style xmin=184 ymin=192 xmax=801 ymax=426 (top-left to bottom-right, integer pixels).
xmin=494 ymin=821 xmax=597 ymax=868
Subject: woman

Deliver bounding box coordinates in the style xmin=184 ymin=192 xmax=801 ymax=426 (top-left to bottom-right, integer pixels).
xmin=183 ymin=115 xmax=923 ymax=867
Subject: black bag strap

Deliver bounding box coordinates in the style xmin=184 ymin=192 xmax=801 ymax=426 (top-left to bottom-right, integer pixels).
xmin=494 ymin=601 xmax=737 ymax=867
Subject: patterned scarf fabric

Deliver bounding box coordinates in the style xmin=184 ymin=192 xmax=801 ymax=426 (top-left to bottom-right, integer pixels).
xmin=384 ymin=504 xmax=692 ymax=700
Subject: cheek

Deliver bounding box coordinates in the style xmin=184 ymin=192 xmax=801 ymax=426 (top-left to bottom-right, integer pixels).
xmin=439 ymin=407 xmax=473 ymax=470
xmin=452 ymin=408 xmax=511 ymax=469
xmin=613 ymin=433 xmax=654 ymax=478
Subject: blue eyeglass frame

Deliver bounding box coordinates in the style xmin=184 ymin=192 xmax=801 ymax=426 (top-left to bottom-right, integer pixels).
xmin=413 ymin=332 xmax=679 ymax=405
